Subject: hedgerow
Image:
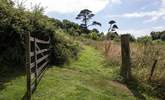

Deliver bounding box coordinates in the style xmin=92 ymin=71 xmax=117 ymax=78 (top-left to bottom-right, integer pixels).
xmin=0 ymin=0 xmax=79 ymax=73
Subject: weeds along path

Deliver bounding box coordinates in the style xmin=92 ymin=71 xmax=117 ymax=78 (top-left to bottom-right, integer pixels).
xmin=0 ymin=46 xmax=135 ymax=100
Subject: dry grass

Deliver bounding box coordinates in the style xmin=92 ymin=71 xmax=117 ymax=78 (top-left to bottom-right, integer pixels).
xmin=89 ymin=40 xmax=165 ymax=99
xmin=91 ymin=41 xmax=165 ymax=84
xmin=91 ymin=41 xmax=121 ymax=65
xmin=130 ymin=43 xmax=165 ymax=84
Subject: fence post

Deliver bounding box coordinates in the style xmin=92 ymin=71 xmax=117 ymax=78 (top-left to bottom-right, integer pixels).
xmin=121 ymin=34 xmax=131 ymax=80
xmin=34 ymin=37 xmax=38 ymax=88
xmin=25 ymin=32 xmax=31 ymax=100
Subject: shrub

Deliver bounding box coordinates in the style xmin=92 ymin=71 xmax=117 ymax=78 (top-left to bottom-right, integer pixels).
xmin=0 ymin=0 xmax=80 ymax=73
xmin=137 ymin=36 xmax=152 ymax=44
xmin=49 ymin=30 xmax=80 ymax=65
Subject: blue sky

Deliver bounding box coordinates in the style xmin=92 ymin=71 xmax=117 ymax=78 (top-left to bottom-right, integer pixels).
xmin=24 ymin=0 xmax=165 ymax=37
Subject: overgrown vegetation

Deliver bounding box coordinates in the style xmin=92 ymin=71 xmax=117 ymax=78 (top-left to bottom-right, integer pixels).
xmin=0 ymin=0 xmax=79 ymax=72
xmin=0 ymin=0 xmax=80 ymax=93
xmin=89 ymin=37 xmax=165 ymax=99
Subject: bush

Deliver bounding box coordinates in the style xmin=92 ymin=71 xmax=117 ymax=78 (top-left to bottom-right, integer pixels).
xmin=0 ymin=0 xmax=80 ymax=73
xmin=50 ymin=31 xmax=79 ymax=65
xmin=137 ymin=36 xmax=152 ymax=44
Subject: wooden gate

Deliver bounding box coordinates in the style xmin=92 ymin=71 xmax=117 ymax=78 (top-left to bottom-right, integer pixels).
xmin=25 ymin=32 xmax=51 ymax=100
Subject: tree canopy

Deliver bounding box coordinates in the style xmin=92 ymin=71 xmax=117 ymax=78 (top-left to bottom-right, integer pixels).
xmin=76 ymin=9 xmax=101 ymax=30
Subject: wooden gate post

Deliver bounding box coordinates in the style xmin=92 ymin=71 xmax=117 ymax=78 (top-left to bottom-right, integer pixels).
xmin=121 ymin=34 xmax=131 ymax=80
xmin=34 ymin=37 xmax=38 ymax=88
xmin=25 ymin=32 xmax=31 ymax=100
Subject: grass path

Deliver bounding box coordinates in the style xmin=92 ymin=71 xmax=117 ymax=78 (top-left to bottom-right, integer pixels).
xmin=32 ymin=46 xmax=135 ymax=100
xmin=0 ymin=46 xmax=135 ymax=100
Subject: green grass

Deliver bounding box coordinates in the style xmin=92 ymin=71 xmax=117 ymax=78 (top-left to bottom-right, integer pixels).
xmin=0 ymin=75 xmax=26 ymax=100
xmin=1 ymin=46 xmax=136 ymax=100
xmin=32 ymin=46 xmax=135 ymax=100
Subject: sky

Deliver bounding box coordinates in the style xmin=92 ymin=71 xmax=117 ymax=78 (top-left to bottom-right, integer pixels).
xmin=21 ymin=0 xmax=165 ymax=37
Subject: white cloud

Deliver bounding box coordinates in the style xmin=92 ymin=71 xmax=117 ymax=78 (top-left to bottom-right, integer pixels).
xmin=122 ymin=12 xmax=157 ymax=18
xmin=111 ymin=0 xmax=165 ymax=22
xmin=111 ymin=0 xmax=122 ymax=4
xmin=22 ymin=0 xmax=110 ymax=13
xmin=162 ymin=0 xmax=165 ymax=5
xmin=118 ymin=29 xmax=150 ymax=37
xmin=112 ymin=9 xmax=165 ymax=22
xmin=163 ymin=16 xmax=165 ymax=20
xmin=118 ymin=26 xmax=165 ymax=37
xmin=152 ymin=26 xmax=164 ymax=30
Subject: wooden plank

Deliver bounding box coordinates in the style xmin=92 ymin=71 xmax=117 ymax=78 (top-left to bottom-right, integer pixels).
xmin=31 ymin=83 xmax=35 ymax=93
xmin=31 ymin=73 xmax=35 ymax=80
xmin=30 ymin=52 xmax=34 ymax=57
xmin=25 ymin=32 xmax=32 ymax=100
xmin=30 ymin=79 xmax=35 ymax=85
xmin=30 ymin=49 xmax=50 ymax=57
xmin=36 ymin=44 xmax=44 ymax=57
xmin=30 ymin=37 xmax=34 ymax=42
xmin=37 ymin=67 xmax=47 ymax=84
xmin=36 ymin=54 xmax=49 ymax=65
xmin=37 ymin=49 xmax=50 ymax=55
xmin=36 ymin=38 xmax=50 ymax=44
xmin=34 ymin=37 xmax=38 ymax=88
xmin=30 ymin=37 xmax=50 ymax=44
xmin=37 ymin=61 xmax=49 ymax=75
xmin=30 ymin=62 xmax=35 ymax=69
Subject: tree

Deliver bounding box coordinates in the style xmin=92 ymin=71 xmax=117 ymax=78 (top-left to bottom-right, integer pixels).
xmin=91 ymin=28 xmax=99 ymax=33
xmin=88 ymin=21 xmax=102 ymax=27
xmin=126 ymin=33 xmax=136 ymax=42
xmin=160 ymin=32 xmax=165 ymax=41
xmin=104 ymin=20 xmax=119 ymax=56
xmin=106 ymin=20 xmax=119 ymax=40
xmin=108 ymin=20 xmax=118 ymax=32
xmin=107 ymin=32 xmax=119 ymax=40
xmin=76 ymin=9 xmax=101 ymax=30
xmin=150 ymin=31 xmax=160 ymax=40
xmin=137 ymin=36 xmax=152 ymax=44
xmin=150 ymin=31 xmax=165 ymax=41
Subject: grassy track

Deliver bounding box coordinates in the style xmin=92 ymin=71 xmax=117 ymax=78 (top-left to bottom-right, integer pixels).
xmin=32 ymin=46 xmax=135 ymax=100
xmin=0 ymin=46 xmax=136 ymax=100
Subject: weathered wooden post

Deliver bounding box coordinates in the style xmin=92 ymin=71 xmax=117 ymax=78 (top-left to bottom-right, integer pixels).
xmin=25 ymin=32 xmax=31 ymax=100
xmin=34 ymin=37 xmax=38 ymax=88
xmin=121 ymin=34 xmax=131 ymax=80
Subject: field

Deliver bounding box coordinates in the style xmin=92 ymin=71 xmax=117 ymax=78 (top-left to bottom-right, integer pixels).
xmin=0 ymin=46 xmax=143 ymax=100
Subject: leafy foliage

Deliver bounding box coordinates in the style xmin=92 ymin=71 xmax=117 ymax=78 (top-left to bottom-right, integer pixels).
xmin=106 ymin=20 xmax=119 ymax=40
xmin=137 ymin=36 xmax=152 ymax=43
xmin=0 ymin=0 xmax=79 ymax=72
xmin=150 ymin=31 xmax=165 ymax=41
xmin=76 ymin=9 xmax=101 ymax=30
xmin=108 ymin=20 xmax=118 ymax=32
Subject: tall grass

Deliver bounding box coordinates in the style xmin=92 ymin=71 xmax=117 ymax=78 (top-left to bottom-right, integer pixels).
xmin=89 ymin=40 xmax=165 ymax=99
xmin=131 ymin=42 xmax=165 ymax=84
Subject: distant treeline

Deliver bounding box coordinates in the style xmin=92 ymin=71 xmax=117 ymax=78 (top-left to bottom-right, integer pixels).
xmin=105 ymin=31 xmax=165 ymax=43
xmin=150 ymin=31 xmax=165 ymax=41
